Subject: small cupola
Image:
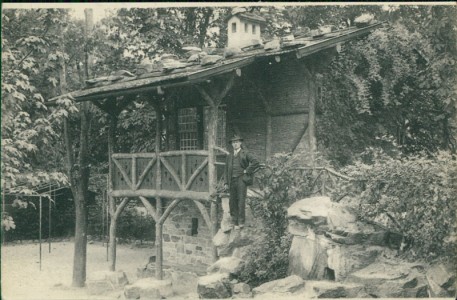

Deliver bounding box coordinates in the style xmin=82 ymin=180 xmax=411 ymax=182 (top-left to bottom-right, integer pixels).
xmin=227 ymin=7 xmax=266 ymax=49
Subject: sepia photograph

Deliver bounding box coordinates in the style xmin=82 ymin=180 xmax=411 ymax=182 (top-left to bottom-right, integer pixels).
xmin=1 ymin=2 xmax=456 ymax=299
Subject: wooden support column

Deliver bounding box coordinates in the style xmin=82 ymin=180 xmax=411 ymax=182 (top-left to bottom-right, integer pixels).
xmin=196 ymin=74 xmax=235 ymax=262
xmin=248 ymin=78 xmax=272 ymax=159
xmin=304 ymin=66 xmax=317 ymax=164
xmin=107 ymin=114 xmax=117 ymax=271
xmin=152 ymin=100 xmax=164 ymax=279
xmin=108 ymin=197 xmax=130 ymax=271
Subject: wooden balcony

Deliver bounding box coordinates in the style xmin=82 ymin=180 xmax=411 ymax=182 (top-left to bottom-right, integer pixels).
xmin=110 ymin=150 xmax=226 ymax=200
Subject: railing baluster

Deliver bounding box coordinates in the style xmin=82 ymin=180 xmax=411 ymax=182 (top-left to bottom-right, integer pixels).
xmin=181 ymin=153 xmax=186 ymax=191
xmin=132 ymin=156 xmax=137 ymax=190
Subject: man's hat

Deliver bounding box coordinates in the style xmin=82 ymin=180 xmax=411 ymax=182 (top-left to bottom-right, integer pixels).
xmin=230 ymin=134 xmax=243 ymax=142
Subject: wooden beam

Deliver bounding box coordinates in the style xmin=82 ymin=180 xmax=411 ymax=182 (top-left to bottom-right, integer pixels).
xmin=138 ymin=196 xmax=158 ymax=223
xmin=185 ymin=158 xmax=208 ymax=190
xmin=160 ymin=157 xmax=183 ymax=190
xmin=155 ymin=199 xmax=163 ymax=279
xmin=196 ymin=85 xmax=215 ymax=107
xmin=135 ymin=157 xmax=157 ymax=190
xmin=217 ymin=74 xmax=235 ymax=103
xmin=112 ymin=150 xmax=209 ymax=159
xmin=193 ymin=200 xmax=212 ymax=230
xmin=109 ymin=197 xmax=130 ymax=271
xmin=158 ymin=199 xmax=183 ymax=225
xmin=291 ymin=123 xmax=309 ymax=154
xmin=111 ymin=190 xmax=210 ymax=201
xmin=112 ymin=157 xmax=133 ymax=188
xmin=306 ymin=65 xmax=317 ymax=163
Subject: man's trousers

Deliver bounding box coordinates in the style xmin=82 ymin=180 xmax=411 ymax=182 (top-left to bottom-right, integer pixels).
xmin=229 ymin=176 xmax=247 ymax=226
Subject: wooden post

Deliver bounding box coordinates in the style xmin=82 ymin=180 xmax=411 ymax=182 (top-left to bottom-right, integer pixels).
xmin=108 ymin=115 xmax=117 ymax=271
xmin=197 ymin=74 xmax=234 ymax=262
xmin=207 ymin=105 xmax=218 ymax=262
xmin=153 ymin=101 xmax=164 ymax=279
xmin=247 ymin=78 xmax=271 ymax=159
xmin=305 ymin=66 xmax=317 ymax=164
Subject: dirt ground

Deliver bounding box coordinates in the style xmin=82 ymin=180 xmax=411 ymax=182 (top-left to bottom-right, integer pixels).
xmin=1 ymin=241 xmax=157 ymax=300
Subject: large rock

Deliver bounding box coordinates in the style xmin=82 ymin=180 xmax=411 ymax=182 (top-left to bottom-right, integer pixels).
xmin=306 ymin=280 xmax=368 ymax=298
xmin=426 ymin=263 xmax=456 ymax=297
xmin=87 ymin=271 xmax=128 ymax=295
xmin=124 ymin=278 xmax=173 ymax=299
xmin=348 ymin=262 xmax=429 ymax=298
xmin=213 ymin=226 xmax=261 ymax=257
xmin=207 ymin=257 xmax=245 ymax=275
xmin=326 ymin=245 xmax=381 ymax=281
xmin=197 ymin=273 xmax=232 ymax=299
xmin=252 ymin=275 xmax=305 ymax=296
xmin=288 ymin=235 xmax=329 ymax=280
xmin=164 ymin=270 xmax=199 ymax=295
xmin=287 ymin=196 xmax=331 ymax=227
xmin=232 ymin=282 xmax=252 ymax=298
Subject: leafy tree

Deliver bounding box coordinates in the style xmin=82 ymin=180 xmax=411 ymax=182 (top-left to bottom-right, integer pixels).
xmin=334 ymin=149 xmax=457 ymax=262
xmin=317 ymin=5 xmax=457 ymax=165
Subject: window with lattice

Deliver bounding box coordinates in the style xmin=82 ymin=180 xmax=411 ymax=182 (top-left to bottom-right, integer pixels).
xmin=203 ymin=106 xmax=226 ymax=150
xmin=178 ymin=108 xmax=198 ymax=150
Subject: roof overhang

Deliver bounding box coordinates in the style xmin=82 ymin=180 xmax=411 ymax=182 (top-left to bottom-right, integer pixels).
xmin=48 ymin=21 xmax=386 ymax=104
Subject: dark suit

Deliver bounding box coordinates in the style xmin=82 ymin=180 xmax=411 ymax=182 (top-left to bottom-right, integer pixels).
xmin=225 ymin=148 xmax=260 ymax=226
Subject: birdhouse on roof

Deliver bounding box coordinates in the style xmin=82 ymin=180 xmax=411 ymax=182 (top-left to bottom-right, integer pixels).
xmin=227 ymin=8 xmax=266 ymax=49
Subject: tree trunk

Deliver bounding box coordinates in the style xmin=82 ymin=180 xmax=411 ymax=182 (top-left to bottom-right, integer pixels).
xmin=72 ymin=191 xmax=88 ymax=286
xmin=59 ymin=9 xmax=93 ymax=287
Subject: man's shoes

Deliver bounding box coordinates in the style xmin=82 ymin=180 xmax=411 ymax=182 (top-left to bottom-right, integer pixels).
xmin=234 ymin=225 xmax=240 ymax=230
xmin=239 ymin=224 xmax=245 ymax=229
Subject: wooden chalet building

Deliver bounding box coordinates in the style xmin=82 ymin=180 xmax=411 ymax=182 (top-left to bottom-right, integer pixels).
xmin=50 ymin=10 xmax=384 ymax=279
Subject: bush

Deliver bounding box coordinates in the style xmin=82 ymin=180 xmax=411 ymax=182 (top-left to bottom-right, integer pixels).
xmin=238 ymin=152 xmax=319 ymax=287
xmin=117 ymin=206 xmax=155 ymax=242
xmin=334 ymin=149 xmax=457 ymax=261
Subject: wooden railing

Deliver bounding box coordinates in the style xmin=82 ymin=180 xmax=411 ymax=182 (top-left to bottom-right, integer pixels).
xmin=290 ymin=166 xmax=352 ymax=197
xmin=110 ymin=150 xmax=226 ymax=200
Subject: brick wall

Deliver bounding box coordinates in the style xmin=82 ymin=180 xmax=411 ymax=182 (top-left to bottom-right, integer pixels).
xmin=162 ymin=199 xmax=213 ymax=267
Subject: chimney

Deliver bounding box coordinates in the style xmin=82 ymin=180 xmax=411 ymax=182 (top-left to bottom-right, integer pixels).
xmin=227 ymin=8 xmax=266 ymax=49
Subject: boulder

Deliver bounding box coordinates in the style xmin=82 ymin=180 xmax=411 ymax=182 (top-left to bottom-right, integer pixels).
xmin=348 ymin=262 xmax=429 ymax=298
xmin=207 ymin=257 xmax=245 ymax=275
xmin=287 ymin=235 xmax=329 ymax=280
xmin=326 ymin=245 xmax=381 ymax=281
xmin=164 ymin=270 xmax=199 ymax=295
xmin=197 ymin=273 xmax=232 ymax=299
xmin=87 ymin=280 xmax=115 ymax=295
xmin=87 ymin=270 xmax=128 ymax=295
xmin=426 ymin=263 xmax=456 ymax=297
xmin=201 ymin=55 xmax=223 ymax=66
xmin=306 ymin=280 xmax=368 ymax=298
xmin=264 ymin=39 xmax=280 ymax=51
xmin=124 ymin=278 xmax=173 ymax=299
xmin=232 ymin=282 xmax=252 ymax=298
xmin=252 ymin=275 xmax=305 ymax=296
xmin=232 ymin=245 xmax=252 ymax=261
xmin=213 ymin=226 xmax=260 ymax=257
xmin=287 ymin=196 xmax=331 ymax=227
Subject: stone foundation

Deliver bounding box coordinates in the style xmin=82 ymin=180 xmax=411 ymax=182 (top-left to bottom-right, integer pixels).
xmin=162 ymin=199 xmax=213 ymax=266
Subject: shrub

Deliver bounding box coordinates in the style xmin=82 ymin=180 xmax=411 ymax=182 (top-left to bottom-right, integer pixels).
xmin=238 ymin=152 xmax=319 ymax=287
xmin=334 ymin=149 xmax=457 ymax=261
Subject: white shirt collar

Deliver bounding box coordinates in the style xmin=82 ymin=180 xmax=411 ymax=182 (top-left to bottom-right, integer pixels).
xmin=234 ymin=148 xmax=241 ymax=156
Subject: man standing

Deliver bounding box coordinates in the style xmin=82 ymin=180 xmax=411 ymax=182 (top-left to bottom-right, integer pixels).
xmin=224 ymin=134 xmax=260 ymax=230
